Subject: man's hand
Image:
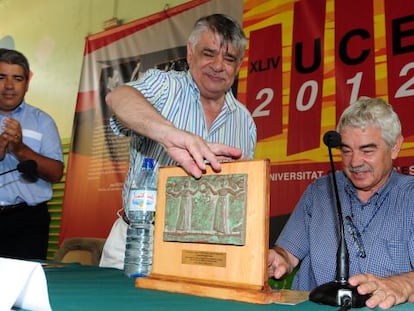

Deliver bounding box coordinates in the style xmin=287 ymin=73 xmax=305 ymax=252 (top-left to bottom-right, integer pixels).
xmin=1 ymin=118 xmax=23 ymax=155
xmin=161 ymin=129 xmax=243 ymax=178
xmin=349 ymin=272 xmax=414 ymax=309
xmin=0 ymin=133 xmax=8 ymax=160
xmin=1 ymin=117 xmax=63 ymax=182
xmin=267 ymin=246 xmax=299 ymax=280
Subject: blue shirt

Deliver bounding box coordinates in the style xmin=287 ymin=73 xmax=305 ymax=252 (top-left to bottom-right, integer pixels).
xmin=111 ymin=69 xmax=257 ymax=208
xmin=0 ymin=101 xmax=63 ymax=205
xmin=276 ymin=169 xmax=414 ymax=291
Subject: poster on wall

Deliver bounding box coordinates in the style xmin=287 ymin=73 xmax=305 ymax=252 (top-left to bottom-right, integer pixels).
xmin=241 ymin=0 xmax=414 ymax=242
xmin=60 ymin=0 xmax=243 ymax=241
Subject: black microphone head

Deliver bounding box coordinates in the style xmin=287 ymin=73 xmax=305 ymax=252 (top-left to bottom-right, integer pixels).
xmin=323 ymin=131 xmax=342 ymax=148
xmin=17 ymin=160 xmax=38 ymax=182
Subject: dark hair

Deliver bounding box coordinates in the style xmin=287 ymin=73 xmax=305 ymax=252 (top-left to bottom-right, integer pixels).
xmin=0 ymin=48 xmax=30 ymax=80
xmin=188 ymin=14 xmax=247 ymax=62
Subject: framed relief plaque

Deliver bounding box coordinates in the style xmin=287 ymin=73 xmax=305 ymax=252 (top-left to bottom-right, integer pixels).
xmin=136 ymin=159 xmax=306 ymax=304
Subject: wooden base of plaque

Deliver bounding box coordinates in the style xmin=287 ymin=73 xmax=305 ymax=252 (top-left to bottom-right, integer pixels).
xmin=137 ymin=275 xmax=308 ymax=304
xmin=135 ymin=159 xmax=307 ymax=304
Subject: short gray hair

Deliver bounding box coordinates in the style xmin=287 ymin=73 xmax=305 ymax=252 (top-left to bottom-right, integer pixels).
xmin=187 ymin=14 xmax=247 ymax=62
xmin=337 ymin=96 xmax=401 ymax=148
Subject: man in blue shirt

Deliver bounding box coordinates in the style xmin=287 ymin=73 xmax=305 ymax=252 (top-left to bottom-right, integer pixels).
xmin=0 ymin=49 xmax=64 ymax=259
xmin=268 ymin=97 xmax=414 ymax=309
xmin=100 ymin=14 xmax=256 ymax=269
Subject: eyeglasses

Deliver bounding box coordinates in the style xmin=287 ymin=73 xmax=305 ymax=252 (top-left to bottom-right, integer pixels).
xmin=345 ymin=216 xmax=366 ymax=258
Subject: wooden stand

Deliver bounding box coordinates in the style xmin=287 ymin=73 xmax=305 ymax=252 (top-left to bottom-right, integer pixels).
xmin=136 ymin=159 xmax=306 ymax=304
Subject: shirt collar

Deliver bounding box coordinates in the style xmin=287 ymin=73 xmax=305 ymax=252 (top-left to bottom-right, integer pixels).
xmin=0 ymin=101 xmax=25 ymax=117
xmin=186 ymin=71 xmax=238 ymax=114
xmin=343 ymin=169 xmax=397 ymax=205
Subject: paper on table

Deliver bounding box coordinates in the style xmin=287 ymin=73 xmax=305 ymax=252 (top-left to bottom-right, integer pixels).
xmin=0 ymin=257 xmax=52 ymax=311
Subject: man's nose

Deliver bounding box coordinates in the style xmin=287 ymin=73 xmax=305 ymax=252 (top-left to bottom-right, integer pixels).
xmin=211 ymin=55 xmax=224 ymax=71
xmin=3 ymin=77 xmax=14 ymax=89
xmin=350 ymin=151 xmax=364 ymax=167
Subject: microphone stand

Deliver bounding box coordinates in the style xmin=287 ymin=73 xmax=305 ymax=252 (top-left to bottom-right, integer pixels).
xmin=309 ymin=131 xmax=370 ymax=310
xmin=0 ymin=168 xmax=19 ymax=176
xmin=0 ymin=160 xmax=38 ymax=181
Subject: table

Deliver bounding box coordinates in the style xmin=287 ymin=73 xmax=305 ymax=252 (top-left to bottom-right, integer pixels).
xmin=44 ymin=264 xmax=413 ymax=310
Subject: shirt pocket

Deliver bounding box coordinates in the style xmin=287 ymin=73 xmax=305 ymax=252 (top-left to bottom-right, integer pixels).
xmin=22 ymin=129 xmax=42 ymax=153
xmin=369 ymin=238 xmax=411 ymax=276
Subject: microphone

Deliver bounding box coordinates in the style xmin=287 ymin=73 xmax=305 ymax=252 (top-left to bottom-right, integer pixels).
xmin=323 ymin=130 xmax=342 ymax=148
xmin=0 ymin=160 xmax=38 ymax=182
xmin=309 ymin=131 xmax=370 ymax=309
xmin=17 ymin=160 xmax=38 ymax=182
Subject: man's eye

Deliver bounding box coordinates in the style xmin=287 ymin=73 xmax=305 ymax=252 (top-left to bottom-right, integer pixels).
xmin=363 ymin=149 xmax=375 ymax=155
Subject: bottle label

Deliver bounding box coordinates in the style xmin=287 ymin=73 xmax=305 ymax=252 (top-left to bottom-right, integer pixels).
xmin=129 ymin=189 xmax=157 ymax=212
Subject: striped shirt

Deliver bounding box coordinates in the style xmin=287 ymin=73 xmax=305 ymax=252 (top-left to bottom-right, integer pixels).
xmin=276 ymin=169 xmax=414 ymax=291
xmin=110 ymin=69 xmax=256 ymax=208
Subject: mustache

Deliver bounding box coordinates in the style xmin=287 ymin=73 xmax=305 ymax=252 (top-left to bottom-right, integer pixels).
xmin=348 ymin=165 xmax=371 ymax=173
xmin=205 ymin=68 xmax=225 ymax=77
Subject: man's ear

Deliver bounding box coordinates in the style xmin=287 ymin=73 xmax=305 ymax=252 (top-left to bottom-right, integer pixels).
xmin=186 ymin=42 xmax=193 ymax=65
xmin=25 ymin=70 xmax=33 ymax=92
xmin=391 ymin=135 xmax=404 ymax=159
xmin=235 ymin=59 xmax=242 ymax=76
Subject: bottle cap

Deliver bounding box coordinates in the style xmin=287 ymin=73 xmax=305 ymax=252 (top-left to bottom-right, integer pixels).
xmin=142 ymin=158 xmax=154 ymax=169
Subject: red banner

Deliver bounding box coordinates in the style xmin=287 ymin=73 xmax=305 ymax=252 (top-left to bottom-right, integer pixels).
xmin=246 ymin=24 xmax=283 ymax=140
xmin=385 ymin=0 xmax=414 ymax=136
xmin=334 ymin=0 xmax=376 ymax=120
xmin=287 ymin=0 xmax=326 ymax=155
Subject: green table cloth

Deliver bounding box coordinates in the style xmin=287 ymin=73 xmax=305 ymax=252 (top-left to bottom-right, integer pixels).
xmin=44 ymin=264 xmax=413 ymax=310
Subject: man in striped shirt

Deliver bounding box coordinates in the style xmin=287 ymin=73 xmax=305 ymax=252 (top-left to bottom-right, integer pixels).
xmin=100 ymin=14 xmax=256 ymax=269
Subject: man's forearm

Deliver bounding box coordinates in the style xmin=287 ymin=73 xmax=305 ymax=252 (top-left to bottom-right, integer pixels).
xmin=106 ymin=85 xmax=174 ymax=142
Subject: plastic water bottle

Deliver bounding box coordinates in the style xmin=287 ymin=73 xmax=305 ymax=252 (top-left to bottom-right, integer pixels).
xmin=124 ymin=158 xmax=157 ymax=278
